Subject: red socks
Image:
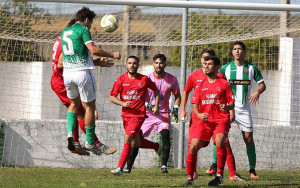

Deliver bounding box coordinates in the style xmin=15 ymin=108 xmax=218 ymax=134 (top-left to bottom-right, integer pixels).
xmin=118 ymin=143 xmax=132 ymax=169
xmin=225 ymin=144 xmax=237 ymax=177
xmin=78 ymin=120 xmax=101 ymax=145
xmin=73 ymin=120 xmax=79 ymax=142
xmin=140 ymin=138 xmax=159 ymax=150
xmin=216 ymin=146 xmax=227 ymax=177
xmin=186 ymin=152 xmax=197 ymax=180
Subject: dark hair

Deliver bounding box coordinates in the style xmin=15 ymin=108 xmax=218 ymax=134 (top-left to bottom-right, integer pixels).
xmin=153 ymin=54 xmax=167 ymax=62
xmin=204 ymin=55 xmax=220 ymax=66
xmin=201 ymin=48 xmax=215 ymax=56
xmin=233 ymin=41 xmax=246 ymax=50
xmin=75 ymin=7 xmax=96 ymax=22
xmin=67 ymin=18 xmax=76 ymax=27
xmin=127 ymin=55 xmax=139 ymax=64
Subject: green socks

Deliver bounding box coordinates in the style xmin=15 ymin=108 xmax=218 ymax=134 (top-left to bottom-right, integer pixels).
xmin=212 ymin=145 xmax=217 ymax=164
xmin=66 ymin=112 xmax=77 ymax=135
xmin=85 ymin=125 xmax=96 ymax=145
xmin=246 ymin=144 xmax=256 ymax=170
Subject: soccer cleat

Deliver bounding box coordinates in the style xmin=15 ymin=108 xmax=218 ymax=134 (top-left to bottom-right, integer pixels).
xmin=193 ymin=171 xmax=198 ymax=180
xmin=250 ymin=169 xmax=259 ymax=179
xmin=161 ymin=165 xmax=168 ymax=173
xmin=67 ymin=132 xmax=75 ymax=152
xmin=84 ymin=141 xmax=102 ymax=155
xmin=111 ymin=167 xmax=123 ymax=176
xmin=181 ymin=179 xmax=194 ymax=186
xmin=98 ymin=144 xmax=117 ymax=155
xmin=208 ymin=174 xmax=224 ymax=186
xmin=205 ymin=163 xmax=217 ymax=176
xmin=72 ymin=142 xmax=90 ymax=156
xmin=229 ymin=174 xmax=247 ymax=181
xmin=123 ymin=169 xmax=131 ymax=173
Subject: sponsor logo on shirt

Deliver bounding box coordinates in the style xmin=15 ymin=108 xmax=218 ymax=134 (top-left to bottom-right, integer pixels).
xmin=229 ymin=80 xmax=251 ymax=85
xmin=202 ymin=99 xmax=220 ymax=105
xmin=131 ymin=131 xmax=135 ymax=133
xmin=202 ymin=88 xmax=208 ymax=91
xmin=197 ymin=80 xmax=203 ymax=82
xmin=123 ymin=84 xmax=130 ymax=86
xmin=216 ymin=86 xmax=221 ymax=91
xmin=206 ymin=94 xmax=217 ymax=99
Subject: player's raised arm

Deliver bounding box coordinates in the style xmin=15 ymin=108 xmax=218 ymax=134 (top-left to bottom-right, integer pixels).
xmin=86 ymin=42 xmax=120 ymax=59
xmin=249 ymin=81 xmax=266 ymax=105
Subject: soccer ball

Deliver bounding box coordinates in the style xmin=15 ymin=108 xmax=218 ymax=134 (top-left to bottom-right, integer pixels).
xmin=100 ymin=14 xmax=119 ymax=32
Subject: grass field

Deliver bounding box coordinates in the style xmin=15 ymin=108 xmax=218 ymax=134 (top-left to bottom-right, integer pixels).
xmin=0 ymin=167 xmax=300 ymax=187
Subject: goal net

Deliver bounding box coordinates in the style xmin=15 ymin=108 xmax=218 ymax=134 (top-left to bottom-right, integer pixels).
xmin=0 ymin=0 xmax=299 ymax=170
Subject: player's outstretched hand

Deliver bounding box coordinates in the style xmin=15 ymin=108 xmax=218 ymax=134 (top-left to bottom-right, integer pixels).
xmin=123 ymin=101 xmax=132 ymax=107
xmin=199 ymin=113 xmax=209 ymax=122
xmin=112 ymin=52 xmax=121 ymax=59
xmin=170 ymin=107 xmax=179 ymax=123
xmin=249 ymin=91 xmax=260 ymax=105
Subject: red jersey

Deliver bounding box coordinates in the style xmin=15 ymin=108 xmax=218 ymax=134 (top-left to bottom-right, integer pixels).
xmin=110 ymin=73 xmax=158 ymax=117
xmin=51 ymin=36 xmax=63 ymax=80
xmin=185 ymin=68 xmax=224 ymax=119
xmin=184 ymin=68 xmax=224 ymax=93
xmin=191 ymin=77 xmax=234 ymax=122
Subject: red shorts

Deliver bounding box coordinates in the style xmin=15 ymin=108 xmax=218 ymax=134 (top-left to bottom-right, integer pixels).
xmin=51 ymin=76 xmax=84 ymax=114
xmin=191 ymin=118 xmax=230 ymax=143
xmin=122 ymin=117 xmax=145 ymax=138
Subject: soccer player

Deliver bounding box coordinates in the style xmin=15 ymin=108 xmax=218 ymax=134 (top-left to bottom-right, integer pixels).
xmin=61 ymin=7 xmax=120 ymax=155
xmin=218 ymin=41 xmax=266 ymax=179
xmin=51 ymin=32 xmax=116 ymax=155
xmin=182 ymin=56 xmax=235 ymax=186
xmin=110 ymin=56 xmax=160 ymax=176
xmin=123 ymin=54 xmax=181 ymax=174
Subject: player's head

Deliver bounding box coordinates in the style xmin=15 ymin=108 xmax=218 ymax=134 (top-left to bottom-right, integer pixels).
xmin=200 ymin=48 xmax=215 ymax=64
xmin=126 ymin=55 xmax=139 ymax=75
xmin=232 ymin=41 xmax=246 ymax=61
xmin=75 ymin=7 xmax=96 ymax=30
xmin=203 ymin=55 xmax=220 ymax=76
xmin=153 ymin=54 xmax=167 ymax=75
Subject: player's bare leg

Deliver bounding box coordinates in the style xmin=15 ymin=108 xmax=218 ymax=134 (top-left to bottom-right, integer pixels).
xmin=242 ymin=131 xmax=258 ymax=179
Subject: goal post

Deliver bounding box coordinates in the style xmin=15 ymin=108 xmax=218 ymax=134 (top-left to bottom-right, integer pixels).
xmin=0 ymin=0 xmax=300 ymax=170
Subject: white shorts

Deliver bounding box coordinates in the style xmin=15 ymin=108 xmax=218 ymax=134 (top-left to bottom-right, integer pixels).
xmin=234 ymin=105 xmax=253 ymax=132
xmin=63 ymin=69 xmax=97 ymax=103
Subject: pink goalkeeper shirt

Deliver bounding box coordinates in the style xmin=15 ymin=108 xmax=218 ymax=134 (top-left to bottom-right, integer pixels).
xmin=146 ymin=72 xmax=180 ymax=113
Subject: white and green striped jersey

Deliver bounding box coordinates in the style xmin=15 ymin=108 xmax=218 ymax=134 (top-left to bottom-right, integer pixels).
xmin=220 ymin=61 xmax=264 ymax=107
xmin=61 ymin=23 xmax=95 ymax=70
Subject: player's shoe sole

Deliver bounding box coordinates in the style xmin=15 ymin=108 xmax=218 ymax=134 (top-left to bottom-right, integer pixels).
xmin=229 ymin=174 xmax=247 ymax=181
xmin=98 ymin=144 xmax=117 ymax=155
xmin=111 ymin=168 xmax=123 ymax=176
xmin=72 ymin=142 xmax=90 ymax=156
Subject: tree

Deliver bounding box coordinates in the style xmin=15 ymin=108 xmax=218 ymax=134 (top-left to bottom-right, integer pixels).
xmin=166 ymin=13 xmax=278 ymax=70
xmin=0 ymin=0 xmax=52 ymax=62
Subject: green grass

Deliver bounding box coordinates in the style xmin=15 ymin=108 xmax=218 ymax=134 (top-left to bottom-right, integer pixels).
xmin=0 ymin=167 xmax=300 ymax=187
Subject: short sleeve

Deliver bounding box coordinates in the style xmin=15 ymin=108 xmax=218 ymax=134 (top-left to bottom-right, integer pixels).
xmin=110 ymin=78 xmax=122 ymax=97
xmin=253 ymin=65 xmax=264 ymax=84
xmin=191 ymin=85 xmax=200 ymax=105
xmin=172 ymin=76 xmax=180 ymax=95
xmin=82 ymin=27 xmax=93 ymax=44
xmin=184 ymin=75 xmax=194 ymax=93
xmin=147 ymin=77 xmax=158 ymax=91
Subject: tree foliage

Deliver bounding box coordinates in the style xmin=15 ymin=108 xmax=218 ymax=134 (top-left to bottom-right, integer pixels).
xmin=0 ymin=0 xmax=52 ymax=62
xmin=167 ymin=13 xmax=278 ymax=70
